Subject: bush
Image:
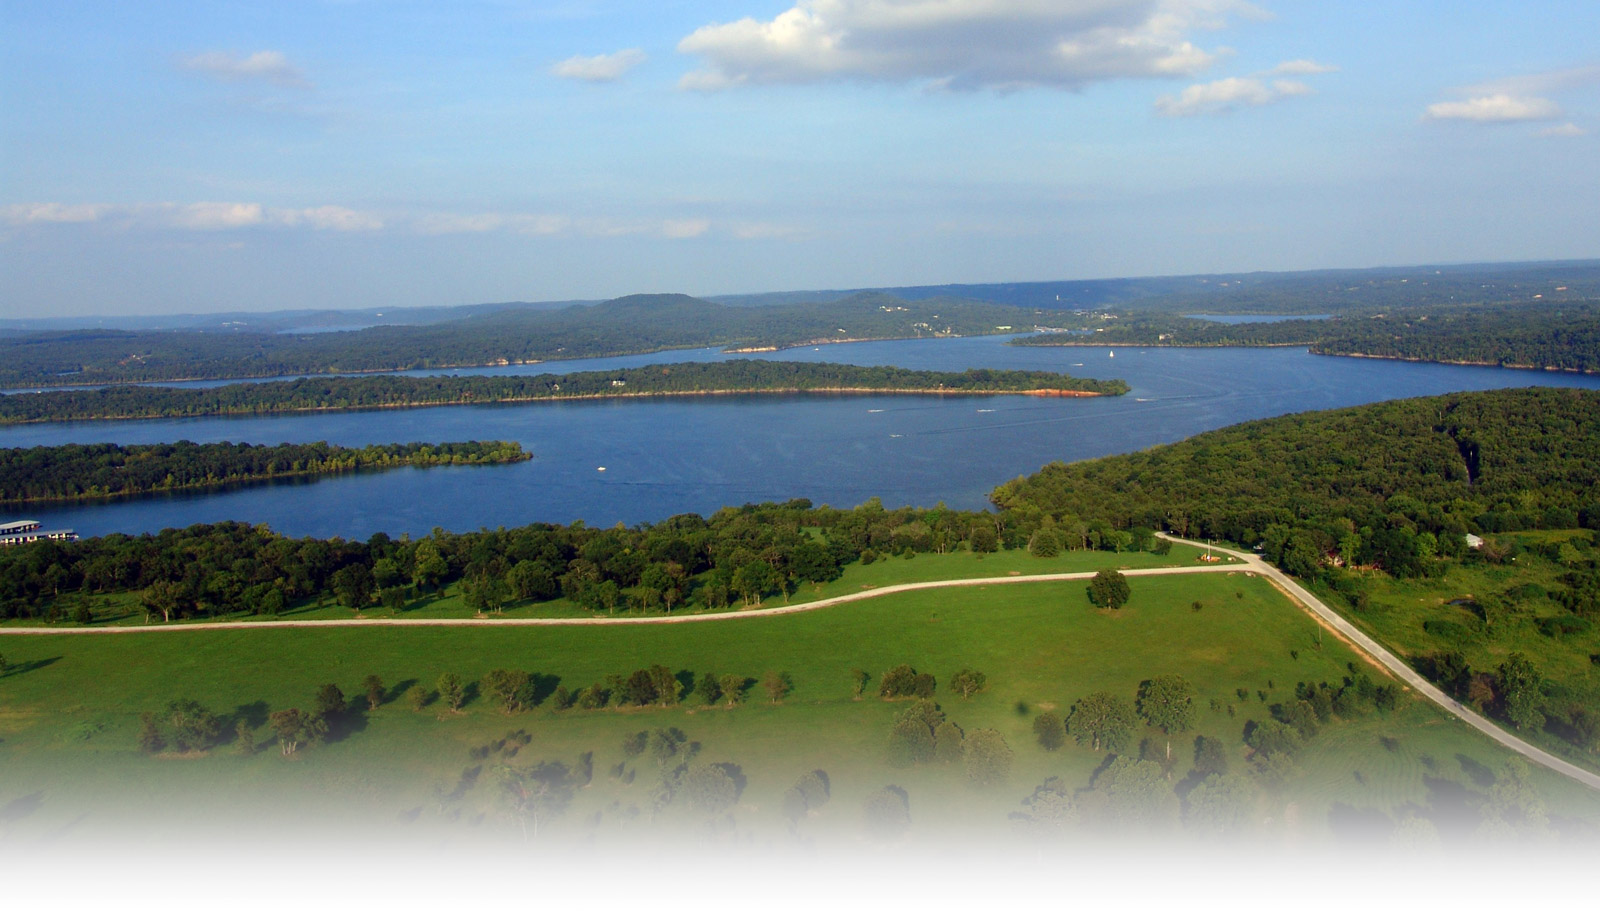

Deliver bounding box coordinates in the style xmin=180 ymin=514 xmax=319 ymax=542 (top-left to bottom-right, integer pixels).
xmin=1423 ymin=619 xmax=1472 ymax=643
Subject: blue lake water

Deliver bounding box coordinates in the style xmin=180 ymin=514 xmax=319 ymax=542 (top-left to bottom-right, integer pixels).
xmin=3 ymin=337 xmax=1596 ymax=539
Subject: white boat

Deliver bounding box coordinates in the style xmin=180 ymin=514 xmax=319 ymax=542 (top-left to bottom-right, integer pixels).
xmin=596 ymin=466 xmax=607 ymax=472
xmin=1108 ymin=350 xmax=1115 ymax=358
xmin=867 ymin=409 xmax=884 ymax=413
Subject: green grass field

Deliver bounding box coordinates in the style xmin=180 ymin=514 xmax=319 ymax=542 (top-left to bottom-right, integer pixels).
xmin=2 ymin=565 xmax=1595 ymax=845
xmin=50 ymin=546 xmax=1216 ymax=626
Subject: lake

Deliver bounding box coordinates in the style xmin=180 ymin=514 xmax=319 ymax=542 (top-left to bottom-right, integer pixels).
xmin=3 ymin=337 xmax=1596 ymax=539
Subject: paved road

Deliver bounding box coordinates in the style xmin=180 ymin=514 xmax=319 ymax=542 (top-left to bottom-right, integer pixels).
xmin=1157 ymin=533 xmax=1600 ymax=793
xmin=0 ymin=562 xmax=1251 ymax=635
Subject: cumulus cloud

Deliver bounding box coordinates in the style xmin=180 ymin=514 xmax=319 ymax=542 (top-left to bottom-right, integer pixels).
xmin=1156 ymin=75 xmax=1310 ymax=116
xmin=676 ymin=0 xmax=1260 ymax=91
xmin=178 ymin=51 xmax=309 ymax=88
xmin=1425 ymin=93 xmax=1563 ymax=123
xmin=661 ymin=218 xmax=712 ymax=239
xmin=1 ymin=203 xmax=105 ymax=224
xmin=551 ymin=48 xmax=647 ymax=82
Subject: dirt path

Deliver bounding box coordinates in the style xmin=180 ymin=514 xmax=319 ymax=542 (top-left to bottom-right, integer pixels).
xmin=1158 ymin=534 xmax=1600 ymax=793
xmin=0 ymin=562 xmax=1251 ymax=635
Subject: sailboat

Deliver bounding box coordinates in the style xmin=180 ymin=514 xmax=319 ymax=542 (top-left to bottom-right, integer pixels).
xmin=1108 ymin=350 xmax=1115 ymax=358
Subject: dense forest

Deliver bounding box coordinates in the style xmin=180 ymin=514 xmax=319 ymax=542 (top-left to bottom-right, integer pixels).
xmin=0 ymin=361 xmax=1127 ymax=424
xmin=992 ymin=387 xmax=1600 ymax=577
xmin=1016 ymin=302 xmax=1600 ymax=374
xmin=0 ymin=440 xmax=531 ymax=503
xmin=0 ymin=292 xmax=1048 ymax=387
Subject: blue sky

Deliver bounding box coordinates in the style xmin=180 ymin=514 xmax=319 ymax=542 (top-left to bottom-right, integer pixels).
xmin=2 ymin=1 xmax=1597 ymax=317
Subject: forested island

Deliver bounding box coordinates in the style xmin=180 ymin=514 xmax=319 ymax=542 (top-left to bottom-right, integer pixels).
xmin=0 ymin=361 xmax=1128 ymax=424
xmin=1015 ymin=302 xmax=1600 ymax=374
xmin=0 ymin=440 xmax=532 ymax=503
xmin=0 ymin=292 xmax=1046 ymax=387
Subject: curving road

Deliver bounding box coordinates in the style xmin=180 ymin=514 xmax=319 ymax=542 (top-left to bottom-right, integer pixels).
xmin=0 ymin=562 xmax=1250 ymax=635
xmin=6 ymin=543 xmax=1597 ymax=793
xmin=1156 ymin=533 xmax=1600 ymax=793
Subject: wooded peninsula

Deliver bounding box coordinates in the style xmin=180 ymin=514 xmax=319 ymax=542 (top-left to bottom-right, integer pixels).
xmin=0 ymin=361 xmax=1128 ymax=424
xmin=1014 ymin=302 xmax=1600 ymax=374
xmin=0 ymin=440 xmax=532 ymax=503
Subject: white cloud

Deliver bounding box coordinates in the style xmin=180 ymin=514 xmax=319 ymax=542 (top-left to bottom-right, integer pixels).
xmin=1426 ymin=65 xmax=1599 ymax=125
xmin=1 ymin=203 xmax=105 ymax=224
xmin=661 ymin=218 xmax=711 ymax=239
xmin=1270 ymin=58 xmax=1336 ymax=76
xmin=1425 ymin=93 xmax=1563 ymax=123
xmin=1537 ymin=122 xmax=1588 ymax=138
xmin=677 ymin=0 xmax=1261 ymax=91
xmin=178 ymin=51 xmax=309 ymax=88
xmin=412 ymin=212 xmax=569 ymax=235
xmin=1155 ymin=76 xmax=1309 ymax=116
xmin=551 ymin=48 xmax=647 ymax=83
xmin=2 ymin=202 xmax=381 ymax=232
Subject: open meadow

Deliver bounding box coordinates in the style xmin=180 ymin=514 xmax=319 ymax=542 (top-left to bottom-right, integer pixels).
xmin=3 ymin=561 xmax=1594 ymax=847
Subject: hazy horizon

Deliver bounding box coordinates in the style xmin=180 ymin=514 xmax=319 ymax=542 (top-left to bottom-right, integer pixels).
xmin=4 ymin=2 xmax=1598 ymax=318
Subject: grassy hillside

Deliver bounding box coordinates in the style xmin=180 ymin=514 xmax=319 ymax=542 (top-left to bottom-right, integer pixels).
xmin=2 ymin=567 xmax=1593 ymax=844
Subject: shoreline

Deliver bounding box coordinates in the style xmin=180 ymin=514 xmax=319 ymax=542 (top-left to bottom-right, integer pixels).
xmin=0 ymin=384 xmax=1118 ymax=426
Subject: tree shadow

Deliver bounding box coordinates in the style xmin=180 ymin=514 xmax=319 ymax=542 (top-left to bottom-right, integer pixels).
xmin=714 ymin=762 xmax=749 ymax=799
xmin=325 ymin=707 xmax=368 ymax=744
xmin=1327 ymin=802 xmax=1394 ymax=843
xmin=1421 ymin=776 xmax=1482 ymax=837
xmin=387 ymin=678 xmax=417 ymax=706
xmin=3 ymin=656 xmax=62 ymax=678
xmin=0 ymin=791 xmax=44 ymax=824
xmin=460 ymin=681 xmax=480 ymax=709
xmin=529 ymin=672 xmax=561 ymax=707
xmin=1455 ymin=753 xmax=1496 ymax=788
xmin=229 ymin=700 xmax=270 ymax=730
xmin=675 ymin=669 xmax=697 ymax=703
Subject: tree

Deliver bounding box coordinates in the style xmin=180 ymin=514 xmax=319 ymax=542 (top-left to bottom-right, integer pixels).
xmin=140 ymin=580 xmax=187 ymax=624
xmin=863 ymin=786 xmax=911 ymax=841
xmin=649 ymin=664 xmax=680 ymax=707
xmin=138 ymin=712 xmax=166 ymax=754
xmin=933 ymin=722 xmax=965 ymax=764
xmin=696 ymin=671 xmax=721 ymax=706
xmin=1496 ymin=653 xmax=1547 ymax=731
xmin=949 ymin=668 xmax=988 ymax=701
xmin=501 ymin=761 xmax=578 ymax=839
xmin=1086 ymin=569 xmax=1131 ymax=609
xmin=762 ymin=670 xmax=794 ymax=704
xmin=1033 ymin=712 xmax=1066 ymax=751
xmin=233 ymin=719 xmax=256 ymax=756
xmin=850 ymin=668 xmax=870 ymax=700
xmin=407 ymin=685 xmax=429 ymax=712
xmin=719 ymin=674 xmax=745 ymax=707
xmin=314 ymin=683 xmax=347 ymax=722
xmin=684 ymin=764 xmax=740 ymax=816
xmin=164 ymin=698 xmax=223 ymax=752
xmin=1029 ymin=528 xmax=1061 ymax=558
xmin=331 ymin=564 xmax=374 ymax=611
xmin=783 ymin=770 xmax=831 ymax=826
xmin=1185 ymin=773 xmax=1258 ymax=835
xmin=362 ymin=674 xmax=385 ymax=711
xmin=269 ymin=708 xmax=314 ymax=756
xmin=1094 ymin=755 xmax=1179 ymax=829
xmin=1193 ymin=735 xmax=1228 ymax=777
xmin=483 ymin=668 xmax=532 ymax=714
xmin=437 ymin=672 xmax=465 ymax=713
xmin=1136 ymin=674 xmax=1195 ymax=760
xmin=1067 ymin=691 xmax=1136 ymax=752
xmin=887 ymin=701 xmax=946 ymax=767
xmin=963 ymin=728 xmax=1014 ymax=787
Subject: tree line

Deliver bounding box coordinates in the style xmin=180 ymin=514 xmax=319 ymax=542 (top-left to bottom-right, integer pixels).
xmin=993 ymin=387 xmax=1600 ymax=581
xmin=0 ymin=440 xmax=530 ymax=502
xmin=0 ymin=360 xmax=1127 ymax=424
xmin=1015 ymin=301 xmax=1600 ymax=374
xmin=0 ymin=498 xmax=1028 ymax=622
xmin=0 ymin=291 xmax=1053 ymax=388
